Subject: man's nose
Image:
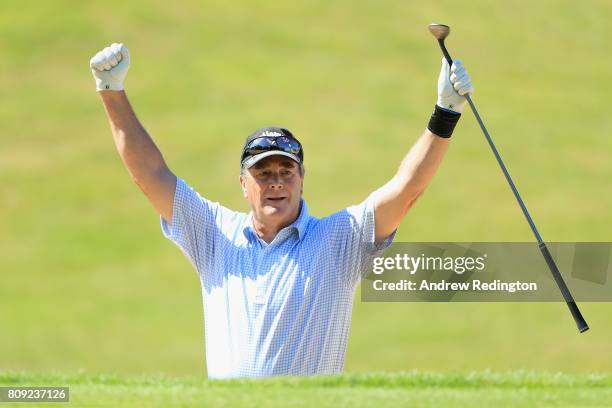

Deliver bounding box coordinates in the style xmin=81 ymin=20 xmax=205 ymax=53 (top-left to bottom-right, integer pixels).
xmin=269 ymin=173 xmax=284 ymax=189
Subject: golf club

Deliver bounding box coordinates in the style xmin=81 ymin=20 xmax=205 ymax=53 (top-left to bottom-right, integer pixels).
xmin=428 ymin=23 xmax=589 ymax=333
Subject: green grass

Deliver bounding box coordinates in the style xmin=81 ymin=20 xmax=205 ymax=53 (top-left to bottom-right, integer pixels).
xmin=1 ymin=0 xmax=611 ymax=380
xmin=2 ymin=371 xmax=612 ymax=407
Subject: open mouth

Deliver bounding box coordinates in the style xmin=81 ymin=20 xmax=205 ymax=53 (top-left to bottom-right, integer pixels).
xmin=266 ymin=197 xmax=286 ymax=202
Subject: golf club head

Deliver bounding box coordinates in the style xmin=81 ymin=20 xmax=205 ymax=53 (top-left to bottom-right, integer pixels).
xmin=428 ymin=23 xmax=450 ymax=40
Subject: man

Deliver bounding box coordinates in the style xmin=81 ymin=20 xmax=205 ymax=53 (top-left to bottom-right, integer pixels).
xmin=90 ymin=43 xmax=473 ymax=378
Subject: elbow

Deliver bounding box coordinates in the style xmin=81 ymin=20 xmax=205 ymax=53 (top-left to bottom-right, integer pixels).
xmin=385 ymin=178 xmax=426 ymax=215
xmin=392 ymin=176 xmax=427 ymax=209
xmin=131 ymin=163 xmax=171 ymax=190
xmin=130 ymin=172 xmax=150 ymax=195
xmin=402 ymin=187 xmax=424 ymax=213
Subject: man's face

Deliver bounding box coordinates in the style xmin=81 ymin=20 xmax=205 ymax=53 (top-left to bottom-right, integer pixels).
xmin=240 ymin=155 xmax=304 ymax=224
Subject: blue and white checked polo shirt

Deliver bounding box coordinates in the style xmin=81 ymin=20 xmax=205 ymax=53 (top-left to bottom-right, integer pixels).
xmin=161 ymin=177 xmax=395 ymax=378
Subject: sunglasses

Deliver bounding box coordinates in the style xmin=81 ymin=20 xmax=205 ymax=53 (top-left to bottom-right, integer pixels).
xmin=241 ymin=136 xmax=303 ymax=163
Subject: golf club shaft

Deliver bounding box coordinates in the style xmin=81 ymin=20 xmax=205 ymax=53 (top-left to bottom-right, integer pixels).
xmin=436 ymin=39 xmax=589 ymax=333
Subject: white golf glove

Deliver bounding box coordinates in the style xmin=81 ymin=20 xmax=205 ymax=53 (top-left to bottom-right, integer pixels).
xmin=89 ymin=43 xmax=130 ymax=91
xmin=436 ymin=58 xmax=473 ymax=114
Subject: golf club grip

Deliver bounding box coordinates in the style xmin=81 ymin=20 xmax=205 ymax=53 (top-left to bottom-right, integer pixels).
xmin=539 ymin=243 xmax=589 ymax=332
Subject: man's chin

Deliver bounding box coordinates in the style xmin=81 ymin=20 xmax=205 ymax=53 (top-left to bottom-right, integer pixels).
xmin=261 ymin=205 xmax=287 ymax=216
xmin=261 ymin=200 xmax=301 ymax=218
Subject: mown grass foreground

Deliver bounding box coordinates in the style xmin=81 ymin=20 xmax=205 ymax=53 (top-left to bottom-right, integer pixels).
xmin=2 ymin=371 xmax=611 ymax=407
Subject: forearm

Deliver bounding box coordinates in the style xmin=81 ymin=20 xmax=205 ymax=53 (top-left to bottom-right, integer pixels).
xmin=391 ymin=129 xmax=450 ymax=201
xmin=99 ymin=90 xmax=169 ymax=183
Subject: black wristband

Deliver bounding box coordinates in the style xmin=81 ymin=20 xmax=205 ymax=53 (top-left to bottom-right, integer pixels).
xmin=427 ymin=105 xmax=461 ymax=138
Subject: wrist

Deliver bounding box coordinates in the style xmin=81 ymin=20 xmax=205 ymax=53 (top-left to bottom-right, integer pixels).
xmin=436 ymin=97 xmax=466 ymax=114
xmin=95 ymin=80 xmax=124 ymax=91
xmin=427 ymin=104 xmax=461 ymax=138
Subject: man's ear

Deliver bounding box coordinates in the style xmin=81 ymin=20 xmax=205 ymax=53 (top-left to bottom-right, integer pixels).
xmin=300 ymin=167 xmax=306 ymax=195
xmin=239 ymin=174 xmax=248 ymax=198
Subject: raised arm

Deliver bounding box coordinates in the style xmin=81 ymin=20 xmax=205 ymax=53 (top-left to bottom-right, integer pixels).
xmin=90 ymin=43 xmax=176 ymax=222
xmin=373 ymin=59 xmax=473 ymax=241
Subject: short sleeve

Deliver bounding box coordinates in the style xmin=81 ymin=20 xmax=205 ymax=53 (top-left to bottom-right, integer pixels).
xmin=324 ymin=194 xmax=397 ymax=288
xmin=345 ymin=195 xmax=396 ymax=256
xmin=160 ymin=177 xmax=223 ymax=274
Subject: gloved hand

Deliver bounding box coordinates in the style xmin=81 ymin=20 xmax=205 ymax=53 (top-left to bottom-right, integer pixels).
xmin=89 ymin=43 xmax=130 ymax=91
xmin=436 ymin=58 xmax=473 ymax=114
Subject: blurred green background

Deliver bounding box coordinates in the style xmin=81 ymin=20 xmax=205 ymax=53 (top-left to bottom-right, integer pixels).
xmin=1 ymin=0 xmax=610 ymax=376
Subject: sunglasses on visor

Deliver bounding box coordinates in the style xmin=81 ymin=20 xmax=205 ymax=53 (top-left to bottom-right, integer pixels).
xmin=241 ymin=136 xmax=303 ymax=163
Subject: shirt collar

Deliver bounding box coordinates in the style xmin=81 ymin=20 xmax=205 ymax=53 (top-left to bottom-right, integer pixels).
xmin=243 ymin=199 xmax=310 ymax=242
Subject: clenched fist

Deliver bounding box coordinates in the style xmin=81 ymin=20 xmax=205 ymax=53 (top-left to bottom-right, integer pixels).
xmin=90 ymin=43 xmax=130 ymax=91
xmin=436 ymin=58 xmax=473 ymax=114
